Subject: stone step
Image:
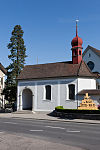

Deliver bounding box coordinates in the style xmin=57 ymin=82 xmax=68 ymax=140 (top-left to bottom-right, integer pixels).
xmin=13 ymin=110 xmax=33 ymax=114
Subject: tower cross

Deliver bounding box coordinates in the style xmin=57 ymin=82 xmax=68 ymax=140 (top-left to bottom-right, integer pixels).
xmin=76 ymin=19 xmax=79 ymax=36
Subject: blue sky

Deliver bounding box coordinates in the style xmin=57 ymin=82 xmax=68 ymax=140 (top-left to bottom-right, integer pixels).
xmin=0 ymin=0 xmax=100 ymax=67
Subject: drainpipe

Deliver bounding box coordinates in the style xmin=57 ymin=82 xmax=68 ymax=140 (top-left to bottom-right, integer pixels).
xmin=77 ymin=78 xmax=79 ymax=109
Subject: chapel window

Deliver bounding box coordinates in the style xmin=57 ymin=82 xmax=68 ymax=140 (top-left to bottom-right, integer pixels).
xmin=45 ymin=85 xmax=51 ymax=100
xmin=87 ymin=61 xmax=94 ymax=71
xmin=68 ymin=84 xmax=75 ymax=100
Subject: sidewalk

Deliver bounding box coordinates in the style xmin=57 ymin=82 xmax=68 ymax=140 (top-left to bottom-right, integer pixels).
xmin=0 ymin=111 xmax=100 ymax=124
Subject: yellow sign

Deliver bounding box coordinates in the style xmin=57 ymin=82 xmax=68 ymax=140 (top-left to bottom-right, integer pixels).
xmin=78 ymin=93 xmax=98 ymax=110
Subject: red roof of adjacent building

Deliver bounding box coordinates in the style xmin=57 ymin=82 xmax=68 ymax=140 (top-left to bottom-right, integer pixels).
xmin=78 ymin=89 xmax=100 ymax=95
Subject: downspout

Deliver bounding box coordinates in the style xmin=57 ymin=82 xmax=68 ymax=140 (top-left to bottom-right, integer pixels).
xmin=77 ymin=77 xmax=79 ymax=109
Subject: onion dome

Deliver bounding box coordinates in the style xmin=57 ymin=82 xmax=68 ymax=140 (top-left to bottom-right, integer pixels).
xmin=71 ymin=21 xmax=83 ymax=49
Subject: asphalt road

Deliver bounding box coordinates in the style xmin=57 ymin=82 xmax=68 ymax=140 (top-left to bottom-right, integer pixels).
xmin=0 ymin=117 xmax=100 ymax=150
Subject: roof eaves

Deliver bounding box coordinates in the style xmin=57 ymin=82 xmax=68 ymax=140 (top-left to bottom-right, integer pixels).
xmin=17 ymin=75 xmax=79 ymax=80
xmin=78 ymin=89 xmax=100 ymax=95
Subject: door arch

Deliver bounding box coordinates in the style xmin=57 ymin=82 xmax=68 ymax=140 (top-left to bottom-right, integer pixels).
xmin=22 ymin=88 xmax=32 ymax=110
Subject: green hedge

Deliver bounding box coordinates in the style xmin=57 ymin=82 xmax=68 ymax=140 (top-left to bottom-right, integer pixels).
xmin=55 ymin=106 xmax=64 ymax=109
xmin=55 ymin=106 xmax=100 ymax=114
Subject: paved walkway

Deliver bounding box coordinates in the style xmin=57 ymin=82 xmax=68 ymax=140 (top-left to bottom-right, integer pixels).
xmin=0 ymin=132 xmax=84 ymax=150
xmin=0 ymin=111 xmax=100 ymax=124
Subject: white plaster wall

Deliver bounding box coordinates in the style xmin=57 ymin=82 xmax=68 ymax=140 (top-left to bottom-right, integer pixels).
xmin=17 ymin=78 xmax=78 ymax=111
xmin=36 ymin=83 xmax=57 ymax=110
xmin=60 ymin=79 xmax=78 ymax=109
xmin=76 ymin=78 xmax=96 ymax=107
xmin=17 ymin=77 xmax=97 ymax=111
xmin=17 ymin=81 xmax=35 ymax=111
xmin=78 ymin=78 xmax=96 ymax=92
xmin=83 ymin=49 xmax=100 ymax=73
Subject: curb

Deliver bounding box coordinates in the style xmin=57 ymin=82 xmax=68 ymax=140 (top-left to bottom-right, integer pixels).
xmin=7 ymin=115 xmax=100 ymax=125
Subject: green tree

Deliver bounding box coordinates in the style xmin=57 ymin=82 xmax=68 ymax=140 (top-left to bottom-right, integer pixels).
xmin=3 ymin=25 xmax=27 ymax=102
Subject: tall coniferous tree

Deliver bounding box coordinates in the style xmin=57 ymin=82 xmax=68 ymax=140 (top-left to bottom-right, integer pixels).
xmin=8 ymin=25 xmax=27 ymax=82
xmin=3 ymin=25 xmax=27 ymax=102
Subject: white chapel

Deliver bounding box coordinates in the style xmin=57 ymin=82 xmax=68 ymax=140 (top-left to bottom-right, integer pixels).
xmin=17 ymin=23 xmax=100 ymax=112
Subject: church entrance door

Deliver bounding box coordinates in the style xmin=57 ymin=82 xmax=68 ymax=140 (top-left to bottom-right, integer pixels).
xmin=22 ymin=89 xmax=32 ymax=110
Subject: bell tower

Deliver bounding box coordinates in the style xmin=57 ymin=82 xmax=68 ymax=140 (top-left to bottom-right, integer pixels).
xmin=71 ymin=20 xmax=83 ymax=64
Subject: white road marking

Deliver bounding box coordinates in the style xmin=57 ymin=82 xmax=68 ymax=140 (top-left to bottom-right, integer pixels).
xmin=3 ymin=122 xmax=18 ymax=125
xmin=29 ymin=130 xmax=43 ymax=132
xmin=67 ymin=130 xmax=80 ymax=133
xmin=45 ymin=126 xmax=65 ymax=129
xmin=0 ymin=131 xmax=4 ymax=134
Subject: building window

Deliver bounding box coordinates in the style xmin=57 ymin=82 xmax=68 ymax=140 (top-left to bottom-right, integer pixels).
xmin=87 ymin=61 xmax=94 ymax=71
xmin=98 ymin=85 xmax=100 ymax=89
xmin=1 ymin=77 xmax=3 ymax=85
xmin=68 ymin=84 xmax=75 ymax=100
xmin=88 ymin=53 xmax=91 ymax=57
xmin=45 ymin=85 xmax=51 ymax=100
xmin=79 ymin=50 xmax=81 ymax=55
xmin=74 ymin=50 xmax=77 ymax=56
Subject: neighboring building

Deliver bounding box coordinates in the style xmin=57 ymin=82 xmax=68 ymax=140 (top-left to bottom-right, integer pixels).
xmin=83 ymin=45 xmax=100 ymax=73
xmin=17 ymin=23 xmax=100 ymax=112
xmin=83 ymin=45 xmax=100 ymax=90
xmin=0 ymin=63 xmax=7 ymax=108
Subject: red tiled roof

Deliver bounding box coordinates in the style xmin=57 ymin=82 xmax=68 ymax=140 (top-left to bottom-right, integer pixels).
xmin=17 ymin=60 xmax=97 ymax=80
xmin=83 ymin=45 xmax=100 ymax=57
xmin=78 ymin=89 xmax=100 ymax=95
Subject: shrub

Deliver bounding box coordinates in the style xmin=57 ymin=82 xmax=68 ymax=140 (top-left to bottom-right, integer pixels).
xmin=55 ymin=107 xmax=100 ymax=114
xmin=55 ymin=106 xmax=64 ymax=109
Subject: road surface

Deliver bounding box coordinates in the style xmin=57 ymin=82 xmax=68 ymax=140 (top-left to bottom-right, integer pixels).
xmin=0 ymin=117 xmax=100 ymax=150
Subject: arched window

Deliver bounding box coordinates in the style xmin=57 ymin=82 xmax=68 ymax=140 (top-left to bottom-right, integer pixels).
xmin=88 ymin=53 xmax=91 ymax=57
xmin=87 ymin=61 xmax=94 ymax=71
xmin=74 ymin=50 xmax=77 ymax=56
xmin=68 ymin=84 xmax=75 ymax=100
xmin=45 ymin=85 xmax=51 ymax=100
xmin=79 ymin=50 xmax=81 ymax=55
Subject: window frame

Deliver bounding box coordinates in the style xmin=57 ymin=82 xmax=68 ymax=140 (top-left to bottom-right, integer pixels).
xmin=68 ymin=84 xmax=75 ymax=100
xmin=43 ymin=85 xmax=52 ymax=100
